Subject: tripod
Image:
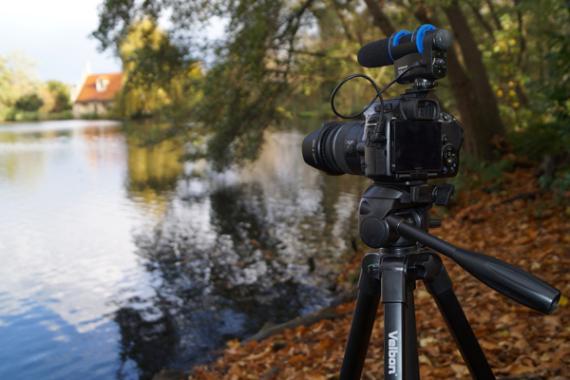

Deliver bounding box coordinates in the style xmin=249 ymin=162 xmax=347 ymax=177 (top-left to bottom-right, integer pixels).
xmin=339 ymin=183 xmax=560 ymax=380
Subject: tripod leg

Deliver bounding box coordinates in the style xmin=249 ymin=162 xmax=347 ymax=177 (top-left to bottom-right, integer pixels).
xmin=381 ymin=256 xmax=420 ymax=380
xmin=340 ymin=253 xmax=382 ymax=380
xmin=404 ymin=282 xmax=419 ymax=380
xmin=422 ymin=254 xmax=495 ymax=380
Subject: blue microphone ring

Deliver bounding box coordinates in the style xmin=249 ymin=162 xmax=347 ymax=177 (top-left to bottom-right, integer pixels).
xmin=387 ymin=30 xmax=411 ymax=63
xmin=392 ymin=30 xmax=412 ymax=46
xmin=412 ymin=24 xmax=436 ymax=54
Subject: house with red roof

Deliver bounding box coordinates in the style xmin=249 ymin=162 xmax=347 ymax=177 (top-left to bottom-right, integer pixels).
xmin=72 ymin=72 xmax=123 ymax=118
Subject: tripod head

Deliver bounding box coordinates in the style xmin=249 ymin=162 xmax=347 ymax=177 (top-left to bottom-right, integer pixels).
xmin=359 ymin=182 xmax=560 ymax=314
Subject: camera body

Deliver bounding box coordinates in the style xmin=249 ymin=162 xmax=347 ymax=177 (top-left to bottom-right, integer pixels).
xmin=303 ymin=91 xmax=462 ymax=182
xmin=302 ymin=25 xmax=462 ymax=183
xmin=362 ymin=90 xmax=462 ymax=182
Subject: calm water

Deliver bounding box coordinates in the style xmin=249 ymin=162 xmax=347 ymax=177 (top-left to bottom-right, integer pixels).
xmin=0 ymin=120 xmax=366 ymax=379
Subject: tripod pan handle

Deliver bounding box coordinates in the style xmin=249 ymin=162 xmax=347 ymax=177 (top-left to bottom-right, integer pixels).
xmin=386 ymin=216 xmax=561 ymax=314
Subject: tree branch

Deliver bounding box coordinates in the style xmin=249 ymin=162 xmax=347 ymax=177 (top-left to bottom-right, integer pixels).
xmin=330 ymin=0 xmax=356 ymax=42
xmin=363 ymin=0 xmax=396 ymax=36
xmin=468 ymin=0 xmax=496 ymax=41
xmin=485 ymin=0 xmax=503 ymax=30
xmin=514 ymin=0 xmax=526 ymax=67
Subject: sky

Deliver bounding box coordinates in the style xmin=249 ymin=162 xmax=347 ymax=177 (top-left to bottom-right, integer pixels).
xmin=0 ymin=0 xmax=122 ymax=84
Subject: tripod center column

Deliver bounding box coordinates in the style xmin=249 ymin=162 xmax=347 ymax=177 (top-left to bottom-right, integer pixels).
xmin=380 ymin=255 xmax=410 ymax=380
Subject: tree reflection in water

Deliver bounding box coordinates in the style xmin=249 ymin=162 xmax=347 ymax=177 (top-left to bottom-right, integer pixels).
xmin=113 ymin=128 xmax=366 ymax=379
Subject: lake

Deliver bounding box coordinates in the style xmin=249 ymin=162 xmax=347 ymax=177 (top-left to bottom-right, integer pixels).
xmin=0 ymin=120 xmax=367 ymax=379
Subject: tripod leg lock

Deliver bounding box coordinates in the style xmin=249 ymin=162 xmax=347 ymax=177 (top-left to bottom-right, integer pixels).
xmin=380 ymin=256 xmax=409 ymax=303
xmin=408 ymin=253 xmax=453 ymax=295
xmin=358 ymin=252 xmax=382 ymax=296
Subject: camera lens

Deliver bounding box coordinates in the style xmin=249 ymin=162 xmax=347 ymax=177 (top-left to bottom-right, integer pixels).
xmin=302 ymin=121 xmax=364 ymax=175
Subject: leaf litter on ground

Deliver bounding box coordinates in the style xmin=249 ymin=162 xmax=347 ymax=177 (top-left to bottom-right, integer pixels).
xmin=189 ymin=168 xmax=569 ymax=380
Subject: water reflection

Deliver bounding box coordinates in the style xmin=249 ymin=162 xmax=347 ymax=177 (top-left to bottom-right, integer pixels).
xmin=0 ymin=120 xmax=150 ymax=380
xmin=115 ymin=130 xmax=366 ymax=376
xmin=125 ymin=128 xmax=183 ymax=211
xmin=0 ymin=120 xmax=366 ymax=380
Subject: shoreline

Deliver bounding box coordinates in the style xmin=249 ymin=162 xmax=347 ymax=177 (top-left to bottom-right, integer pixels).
xmin=183 ymin=167 xmax=569 ymax=379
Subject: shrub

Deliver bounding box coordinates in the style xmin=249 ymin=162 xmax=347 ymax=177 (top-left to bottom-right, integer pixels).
xmin=14 ymin=93 xmax=44 ymax=112
xmin=509 ymin=121 xmax=570 ymax=161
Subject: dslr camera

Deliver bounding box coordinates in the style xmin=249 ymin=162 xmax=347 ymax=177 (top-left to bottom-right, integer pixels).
xmin=302 ymin=25 xmax=463 ymax=182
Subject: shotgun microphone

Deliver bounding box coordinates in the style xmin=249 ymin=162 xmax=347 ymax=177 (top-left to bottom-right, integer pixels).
xmin=357 ymin=25 xmax=452 ymax=68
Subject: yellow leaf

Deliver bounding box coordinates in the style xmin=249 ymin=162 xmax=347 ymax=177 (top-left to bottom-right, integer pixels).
xmin=227 ymin=339 xmax=241 ymax=349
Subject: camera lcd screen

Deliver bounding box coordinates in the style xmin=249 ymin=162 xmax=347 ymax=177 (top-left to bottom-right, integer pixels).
xmin=392 ymin=120 xmax=442 ymax=173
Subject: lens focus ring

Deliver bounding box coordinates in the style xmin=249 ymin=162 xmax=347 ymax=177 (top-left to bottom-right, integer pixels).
xmin=316 ymin=124 xmax=344 ymax=175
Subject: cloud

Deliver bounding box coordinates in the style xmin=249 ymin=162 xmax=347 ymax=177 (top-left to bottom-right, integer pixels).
xmin=0 ymin=0 xmax=120 ymax=83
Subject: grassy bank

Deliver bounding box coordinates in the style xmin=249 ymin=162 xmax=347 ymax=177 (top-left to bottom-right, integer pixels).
xmin=2 ymin=110 xmax=74 ymax=122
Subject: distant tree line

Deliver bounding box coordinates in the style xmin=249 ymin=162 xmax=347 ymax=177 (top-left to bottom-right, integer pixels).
xmin=0 ymin=53 xmax=71 ymax=121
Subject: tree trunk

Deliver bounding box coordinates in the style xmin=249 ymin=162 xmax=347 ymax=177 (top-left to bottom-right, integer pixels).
xmin=363 ymin=0 xmax=396 ymax=35
xmin=444 ymin=1 xmax=505 ymax=159
xmin=445 ymin=47 xmax=484 ymax=156
xmin=467 ymin=1 xmax=496 ymax=41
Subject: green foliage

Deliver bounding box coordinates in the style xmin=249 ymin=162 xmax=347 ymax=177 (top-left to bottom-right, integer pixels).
xmin=536 ymin=166 xmax=570 ymax=205
xmin=549 ymin=170 xmax=570 ymax=195
xmin=0 ymin=53 xmax=40 ymax=119
xmin=452 ymin=156 xmax=515 ymax=193
xmin=14 ymin=93 xmax=43 ymax=112
xmin=6 ymin=110 xmax=40 ymax=122
xmin=46 ymin=81 xmax=71 ymax=113
xmin=5 ymin=109 xmax=72 ymax=122
xmin=522 ymin=0 xmax=570 ymax=118
xmin=93 ymin=0 xmax=570 ymax=171
xmin=0 ymin=54 xmax=72 ymax=121
xmin=509 ymin=119 xmax=570 ymax=196
xmin=510 ymin=121 xmax=570 ymax=161
xmin=46 ymin=110 xmax=73 ymax=120
xmin=196 ymin=0 xmax=287 ymax=168
xmin=115 ymin=18 xmax=203 ymax=121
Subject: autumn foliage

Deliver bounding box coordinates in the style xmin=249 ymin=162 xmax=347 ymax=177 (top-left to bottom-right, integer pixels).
xmin=189 ymin=169 xmax=569 ymax=380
